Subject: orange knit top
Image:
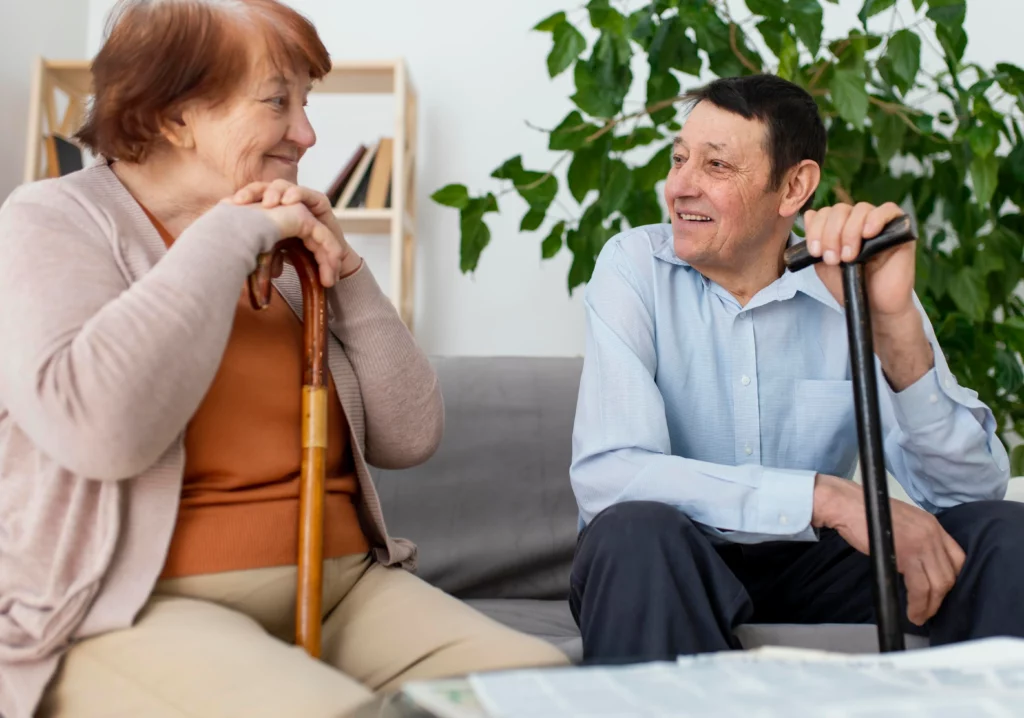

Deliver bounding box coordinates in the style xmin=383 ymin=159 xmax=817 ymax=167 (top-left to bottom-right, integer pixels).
xmin=145 ymin=209 xmax=370 ymax=579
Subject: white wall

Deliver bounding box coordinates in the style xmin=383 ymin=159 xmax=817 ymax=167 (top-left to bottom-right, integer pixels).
xmin=1 ymin=0 xmax=89 ymax=202
xmin=83 ymin=0 xmax=1024 ymax=358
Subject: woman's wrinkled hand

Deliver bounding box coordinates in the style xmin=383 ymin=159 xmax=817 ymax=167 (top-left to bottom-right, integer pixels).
xmin=230 ymin=180 xmax=363 ymax=287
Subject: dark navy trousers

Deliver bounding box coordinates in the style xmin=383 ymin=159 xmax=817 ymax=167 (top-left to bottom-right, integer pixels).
xmin=569 ymin=500 xmax=1024 ymax=662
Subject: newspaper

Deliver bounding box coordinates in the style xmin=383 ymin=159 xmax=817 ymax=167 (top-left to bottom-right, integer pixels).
xmin=443 ymin=637 xmax=1024 ymax=718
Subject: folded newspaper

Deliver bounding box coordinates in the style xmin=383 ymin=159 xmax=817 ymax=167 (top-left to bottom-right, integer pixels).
xmin=400 ymin=637 xmax=1024 ymax=717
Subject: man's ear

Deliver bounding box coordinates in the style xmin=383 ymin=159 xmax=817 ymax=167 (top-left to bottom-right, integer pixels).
xmin=778 ymin=160 xmax=820 ymax=218
xmin=159 ymin=108 xmax=195 ymax=150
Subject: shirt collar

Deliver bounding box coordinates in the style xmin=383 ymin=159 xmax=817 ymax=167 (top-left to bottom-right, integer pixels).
xmin=651 ymin=228 xmax=843 ymax=314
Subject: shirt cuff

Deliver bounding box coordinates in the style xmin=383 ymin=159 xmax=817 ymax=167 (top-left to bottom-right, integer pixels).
xmin=757 ymin=467 xmax=817 ymax=537
xmin=888 ymin=366 xmax=957 ymax=432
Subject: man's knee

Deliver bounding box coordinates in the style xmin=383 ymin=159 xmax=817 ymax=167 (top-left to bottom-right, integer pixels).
xmin=940 ymin=500 xmax=1024 ymax=571
xmin=574 ymin=501 xmax=704 ymax=577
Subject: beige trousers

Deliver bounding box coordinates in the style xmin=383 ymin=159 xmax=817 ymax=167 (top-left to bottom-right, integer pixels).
xmin=39 ymin=553 xmax=568 ymax=717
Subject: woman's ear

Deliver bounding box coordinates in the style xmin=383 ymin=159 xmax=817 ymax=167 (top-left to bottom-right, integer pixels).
xmin=778 ymin=160 xmax=821 ymax=219
xmin=159 ymin=108 xmax=195 ymax=150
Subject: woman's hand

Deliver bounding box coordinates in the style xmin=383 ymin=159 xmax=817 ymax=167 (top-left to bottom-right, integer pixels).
xmin=230 ymin=180 xmax=363 ymax=286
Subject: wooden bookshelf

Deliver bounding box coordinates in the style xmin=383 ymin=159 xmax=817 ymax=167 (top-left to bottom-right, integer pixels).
xmin=24 ymin=57 xmax=419 ymax=329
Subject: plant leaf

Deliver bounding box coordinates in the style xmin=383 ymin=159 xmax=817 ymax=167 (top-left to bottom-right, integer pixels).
xmin=548 ymin=22 xmax=587 ymax=78
xmin=622 ymin=189 xmax=663 ymax=228
xmin=491 ymin=156 xmax=525 ymax=181
xmin=534 ymin=12 xmax=565 ymax=32
xmin=948 ymin=267 xmax=989 ymax=321
xmin=431 ymin=184 xmax=470 ymax=209
xmin=571 ymin=32 xmax=633 ymax=118
xmin=646 ymin=70 xmax=681 ymax=125
xmin=745 ymin=0 xmax=786 ymax=15
xmin=542 ymin=221 xmax=566 ymax=259
xmin=588 ymin=0 xmax=625 ymax=32
xmin=788 ymin=0 xmax=824 ymax=56
xmin=777 ymin=32 xmax=800 ymax=81
xmin=634 ymin=143 xmax=673 ymax=191
xmin=550 ymin=111 xmax=601 ymax=151
xmin=872 ymin=110 xmax=906 ymax=169
xmin=971 ymin=153 xmax=999 ymax=207
xmin=459 ymin=196 xmax=498 ymax=273
xmin=1011 ymin=444 xmax=1024 ymax=477
xmin=520 ymin=207 xmax=546 ymax=232
xmin=886 ymin=29 xmax=921 ymax=93
xmin=968 ymin=123 xmax=999 ymax=159
xmin=612 ymin=127 xmax=664 ymax=152
xmin=830 ymin=69 xmax=870 ymax=130
xmin=568 ymin=144 xmax=606 ymax=203
xmin=858 ymin=0 xmax=897 ymax=27
xmin=995 ymin=348 xmax=1024 ymax=395
xmin=926 ymin=0 xmax=966 ymax=28
xmin=599 ymin=160 xmax=633 ymax=216
xmin=756 ymin=19 xmax=788 ymax=57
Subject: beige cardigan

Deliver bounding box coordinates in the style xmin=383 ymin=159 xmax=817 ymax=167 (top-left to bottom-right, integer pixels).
xmin=0 ymin=161 xmax=443 ymax=718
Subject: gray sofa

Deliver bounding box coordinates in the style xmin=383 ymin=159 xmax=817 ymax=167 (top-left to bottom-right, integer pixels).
xmin=374 ymin=356 xmax=1020 ymax=661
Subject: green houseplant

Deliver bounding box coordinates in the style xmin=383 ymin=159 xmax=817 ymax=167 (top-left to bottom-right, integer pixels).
xmin=431 ymin=0 xmax=1024 ymax=471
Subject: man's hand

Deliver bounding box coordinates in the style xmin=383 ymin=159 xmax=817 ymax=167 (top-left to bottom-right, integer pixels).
xmin=813 ymin=474 xmax=966 ymax=626
xmin=803 ymin=201 xmax=933 ymax=390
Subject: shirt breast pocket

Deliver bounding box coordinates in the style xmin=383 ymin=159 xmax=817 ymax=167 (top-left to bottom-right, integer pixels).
xmin=794 ymin=379 xmax=859 ymax=475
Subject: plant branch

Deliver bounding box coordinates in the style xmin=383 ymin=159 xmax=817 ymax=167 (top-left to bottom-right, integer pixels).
xmin=807 ymin=60 xmax=831 ymax=90
xmin=729 ymin=22 xmax=761 ymax=74
xmin=833 ymin=181 xmax=855 ymax=205
xmin=585 ymin=93 xmax=689 ymax=143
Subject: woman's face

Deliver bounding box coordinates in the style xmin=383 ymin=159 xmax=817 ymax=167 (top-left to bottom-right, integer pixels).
xmin=177 ymin=60 xmax=316 ymax=199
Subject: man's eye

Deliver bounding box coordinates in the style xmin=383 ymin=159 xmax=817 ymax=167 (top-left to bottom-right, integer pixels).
xmin=673 ymin=154 xmax=687 ymax=165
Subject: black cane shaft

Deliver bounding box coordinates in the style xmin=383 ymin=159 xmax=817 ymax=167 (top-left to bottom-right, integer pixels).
xmin=842 ymin=263 xmax=905 ymax=653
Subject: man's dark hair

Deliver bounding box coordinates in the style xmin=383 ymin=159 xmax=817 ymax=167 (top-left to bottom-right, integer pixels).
xmin=684 ymin=74 xmax=826 ymax=212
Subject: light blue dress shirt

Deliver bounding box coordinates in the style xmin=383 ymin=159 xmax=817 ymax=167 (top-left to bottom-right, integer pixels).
xmin=570 ymin=224 xmax=1010 ymax=544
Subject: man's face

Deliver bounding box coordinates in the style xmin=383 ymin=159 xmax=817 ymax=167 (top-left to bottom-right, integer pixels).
xmin=663 ymin=101 xmax=785 ymax=270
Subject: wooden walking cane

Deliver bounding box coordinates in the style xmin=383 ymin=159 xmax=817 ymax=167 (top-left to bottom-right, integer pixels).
xmin=248 ymin=238 xmax=328 ymax=658
xmin=784 ymin=215 xmax=916 ymax=653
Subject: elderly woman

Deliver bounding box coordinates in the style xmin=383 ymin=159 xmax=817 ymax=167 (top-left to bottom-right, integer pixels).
xmin=0 ymin=1 xmax=567 ymax=716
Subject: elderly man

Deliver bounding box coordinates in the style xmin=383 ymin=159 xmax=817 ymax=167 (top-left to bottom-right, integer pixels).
xmin=569 ymin=74 xmax=1023 ymax=662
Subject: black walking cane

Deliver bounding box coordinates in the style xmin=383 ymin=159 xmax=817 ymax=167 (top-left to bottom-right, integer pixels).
xmin=783 ymin=214 xmax=916 ymax=653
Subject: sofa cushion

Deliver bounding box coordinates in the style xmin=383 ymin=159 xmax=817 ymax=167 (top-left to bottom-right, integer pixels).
xmin=374 ymin=357 xmax=584 ymax=600
xmin=464 ymin=598 xmax=928 ymax=664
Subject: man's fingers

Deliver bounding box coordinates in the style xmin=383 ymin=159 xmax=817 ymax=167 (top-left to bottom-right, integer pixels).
xmin=904 ymin=561 xmax=931 ymax=626
xmin=840 ymin=202 xmax=873 ymax=263
xmin=942 ymin=531 xmax=967 ymax=576
xmin=820 ymin=204 xmax=851 ymax=266
xmin=863 ymin=201 xmax=904 ymax=238
xmin=921 ymin=546 xmax=956 ymax=623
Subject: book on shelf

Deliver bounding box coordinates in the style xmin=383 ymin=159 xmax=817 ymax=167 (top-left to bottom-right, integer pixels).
xmin=325 ymin=144 xmax=366 ymax=206
xmin=328 ymin=137 xmax=394 ymax=211
xmin=365 ymin=137 xmax=393 ymax=210
xmin=336 ymin=140 xmax=378 ymax=209
xmin=45 ymin=134 xmax=84 ymax=178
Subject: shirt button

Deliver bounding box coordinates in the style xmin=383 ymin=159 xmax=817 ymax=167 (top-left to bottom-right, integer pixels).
xmin=741 ymin=375 xmax=751 ymax=386
xmin=744 ymin=445 xmax=753 ymax=456
xmin=929 ymin=393 xmax=939 ymax=404
xmin=779 ymin=514 xmax=789 ymax=525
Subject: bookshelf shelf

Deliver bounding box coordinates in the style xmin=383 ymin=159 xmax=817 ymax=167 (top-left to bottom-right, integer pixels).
xmin=24 ymin=57 xmax=419 ymax=329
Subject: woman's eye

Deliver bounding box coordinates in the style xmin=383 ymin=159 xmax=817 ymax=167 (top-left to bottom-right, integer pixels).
xmin=710 ymin=160 xmax=726 ymax=169
xmin=266 ymin=97 xmax=286 ymax=108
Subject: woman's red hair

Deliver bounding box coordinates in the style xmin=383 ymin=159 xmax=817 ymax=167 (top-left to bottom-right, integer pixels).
xmin=76 ymin=0 xmax=331 ymax=162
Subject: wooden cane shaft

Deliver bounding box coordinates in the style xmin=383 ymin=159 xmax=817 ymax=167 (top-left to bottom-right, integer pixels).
xmin=296 ymin=387 xmax=327 ymax=657
xmin=249 ymin=239 xmax=328 ymax=659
